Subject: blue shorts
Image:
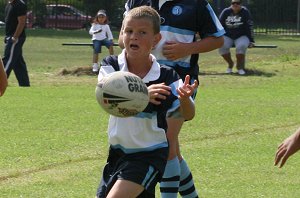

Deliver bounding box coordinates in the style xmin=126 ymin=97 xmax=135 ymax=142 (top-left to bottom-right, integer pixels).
xmin=96 ymin=146 xmax=168 ymax=198
xmin=93 ymin=39 xmax=113 ymax=53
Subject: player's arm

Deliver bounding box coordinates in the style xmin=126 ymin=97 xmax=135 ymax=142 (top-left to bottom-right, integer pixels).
xmin=177 ymin=75 xmax=198 ymax=121
xmin=274 ymin=127 xmax=300 ymax=168
xmin=162 ymin=36 xmax=224 ymax=61
xmin=0 ymin=58 xmax=8 ymax=96
xmin=12 ymin=15 xmax=26 ymax=42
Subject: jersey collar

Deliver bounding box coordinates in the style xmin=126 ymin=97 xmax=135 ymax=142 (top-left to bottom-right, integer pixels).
xmin=159 ymin=0 xmax=174 ymax=9
xmin=118 ymin=49 xmax=161 ymax=83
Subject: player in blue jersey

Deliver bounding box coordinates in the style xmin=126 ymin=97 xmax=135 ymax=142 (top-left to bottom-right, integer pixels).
xmin=120 ymin=1 xmax=225 ymax=197
xmin=218 ymin=0 xmax=255 ymax=75
xmin=95 ymin=6 xmax=198 ymax=198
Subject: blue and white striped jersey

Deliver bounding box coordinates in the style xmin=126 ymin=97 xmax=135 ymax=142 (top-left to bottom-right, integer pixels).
xmin=98 ymin=50 xmax=187 ymax=154
xmin=125 ymin=0 xmax=225 ymax=78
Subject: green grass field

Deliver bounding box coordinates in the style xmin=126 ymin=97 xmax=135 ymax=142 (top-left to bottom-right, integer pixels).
xmin=0 ymin=29 xmax=300 ymax=197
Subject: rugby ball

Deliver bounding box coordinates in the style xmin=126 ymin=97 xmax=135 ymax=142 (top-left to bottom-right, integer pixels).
xmin=95 ymin=71 xmax=149 ymax=117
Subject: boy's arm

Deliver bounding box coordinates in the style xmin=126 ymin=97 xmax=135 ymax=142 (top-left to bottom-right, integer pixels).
xmin=177 ymin=75 xmax=198 ymax=121
xmin=274 ymin=127 xmax=300 ymax=168
xmin=178 ymin=97 xmax=195 ymax=121
xmin=162 ymin=36 xmax=224 ymax=61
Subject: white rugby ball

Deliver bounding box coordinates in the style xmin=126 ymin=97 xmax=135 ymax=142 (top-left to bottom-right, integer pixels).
xmin=95 ymin=71 xmax=149 ymax=117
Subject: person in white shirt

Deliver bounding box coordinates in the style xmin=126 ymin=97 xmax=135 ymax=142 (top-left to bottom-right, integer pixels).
xmin=89 ymin=10 xmax=114 ymax=73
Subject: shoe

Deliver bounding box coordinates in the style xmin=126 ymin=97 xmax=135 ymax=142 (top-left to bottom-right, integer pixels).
xmin=92 ymin=64 xmax=99 ymax=73
xmin=238 ymin=69 xmax=246 ymax=75
xmin=226 ymin=68 xmax=233 ymax=74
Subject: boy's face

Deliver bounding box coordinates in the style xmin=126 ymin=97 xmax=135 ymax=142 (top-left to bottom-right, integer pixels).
xmin=122 ymin=17 xmax=161 ymax=58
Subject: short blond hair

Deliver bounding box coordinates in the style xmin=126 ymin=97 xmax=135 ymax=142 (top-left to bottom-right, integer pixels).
xmin=123 ymin=6 xmax=161 ymax=34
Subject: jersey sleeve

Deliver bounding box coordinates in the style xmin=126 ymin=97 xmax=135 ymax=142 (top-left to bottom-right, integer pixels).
xmin=98 ymin=55 xmax=119 ymax=82
xmin=158 ymin=66 xmax=183 ymax=116
xmin=197 ymin=0 xmax=225 ymax=38
xmin=16 ymin=2 xmax=27 ymax=17
xmin=126 ymin=0 xmax=151 ymax=10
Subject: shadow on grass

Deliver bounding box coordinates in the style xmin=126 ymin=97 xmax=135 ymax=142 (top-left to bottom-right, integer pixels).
xmin=200 ymin=68 xmax=276 ymax=77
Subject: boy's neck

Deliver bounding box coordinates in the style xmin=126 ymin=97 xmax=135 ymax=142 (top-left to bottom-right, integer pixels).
xmin=126 ymin=55 xmax=152 ymax=79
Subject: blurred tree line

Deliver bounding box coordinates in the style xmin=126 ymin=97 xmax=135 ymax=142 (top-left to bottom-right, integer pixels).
xmin=0 ymin=0 xmax=298 ymax=32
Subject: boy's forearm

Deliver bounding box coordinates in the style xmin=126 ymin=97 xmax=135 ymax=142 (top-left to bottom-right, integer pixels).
xmin=179 ymin=98 xmax=195 ymax=120
xmin=187 ymin=36 xmax=224 ymax=54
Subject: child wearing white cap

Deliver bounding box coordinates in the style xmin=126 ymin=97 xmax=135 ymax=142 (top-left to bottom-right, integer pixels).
xmin=89 ymin=10 xmax=114 ymax=73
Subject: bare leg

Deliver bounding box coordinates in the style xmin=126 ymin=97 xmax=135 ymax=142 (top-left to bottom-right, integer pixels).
xmin=236 ymin=54 xmax=245 ymax=70
xmin=167 ymin=118 xmax=184 ymax=160
xmin=109 ymin=46 xmax=114 ymax=55
xmin=93 ymin=53 xmax=99 ymax=64
xmin=107 ymin=180 xmax=144 ymax=198
xmin=221 ymin=53 xmax=234 ymax=69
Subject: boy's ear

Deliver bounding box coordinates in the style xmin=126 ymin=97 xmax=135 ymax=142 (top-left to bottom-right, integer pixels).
xmin=153 ymin=32 xmax=162 ymax=47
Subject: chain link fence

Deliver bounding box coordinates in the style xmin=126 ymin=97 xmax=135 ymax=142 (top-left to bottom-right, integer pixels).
xmin=0 ymin=0 xmax=299 ymax=35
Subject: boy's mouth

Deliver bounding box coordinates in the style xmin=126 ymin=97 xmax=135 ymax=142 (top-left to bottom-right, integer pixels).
xmin=130 ymin=44 xmax=139 ymax=50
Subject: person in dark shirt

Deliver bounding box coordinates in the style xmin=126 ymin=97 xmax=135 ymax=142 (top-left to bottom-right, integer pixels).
xmin=2 ymin=0 xmax=30 ymax=86
xmin=218 ymin=0 xmax=255 ymax=75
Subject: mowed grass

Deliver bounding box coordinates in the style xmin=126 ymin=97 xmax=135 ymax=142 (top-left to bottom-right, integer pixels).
xmin=0 ymin=29 xmax=300 ymax=197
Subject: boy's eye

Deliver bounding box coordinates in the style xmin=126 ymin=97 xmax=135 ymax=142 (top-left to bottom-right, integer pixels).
xmin=124 ymin=29 xmax=133 ymax=34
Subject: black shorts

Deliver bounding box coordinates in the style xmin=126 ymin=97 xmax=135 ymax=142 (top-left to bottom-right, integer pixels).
xmin=96 ymin=146 xmax=168 ymax=198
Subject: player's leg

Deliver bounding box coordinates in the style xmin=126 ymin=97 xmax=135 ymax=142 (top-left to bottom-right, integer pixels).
xmin=160 ymin=117 xmax=183 ymax=198
xmin=104 ymin=39 xmax=114 ymax=55
xmin=108 ymin=45 xmax=114 ymax=55
xmin=219 ymin=36 xmax=234 ymax=73
xmin=235 ymin=36 xmax=250 ymax=75
xmin=14 ymin=54 xmax=30 ymax=86
xmin=2 ymin=36 xmax=16 ymax=78
xmin=175 ymin=135 xmax=198 ymax=198
xmin=107 ymin=179 xmax=144 ymax=198
xmin=92 ymin=40 xmax=101 ymax=72
xmin=178 ymin=156 xmax=199 ymax=198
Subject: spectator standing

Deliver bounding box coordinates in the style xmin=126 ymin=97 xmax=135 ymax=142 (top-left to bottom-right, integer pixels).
xmin=89 ymin=10 xmax=114 ymax=73
xmin=2 ymin=0 xmax=30 ymax=86
xmin=218 ymin=0 xmax=255 ymax=75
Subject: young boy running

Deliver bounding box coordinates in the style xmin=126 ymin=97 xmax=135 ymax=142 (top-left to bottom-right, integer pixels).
xmin=121 ymin=1 xmax=225 ymax=197
xmin=96 ymin=6 xmax=198 ymax=198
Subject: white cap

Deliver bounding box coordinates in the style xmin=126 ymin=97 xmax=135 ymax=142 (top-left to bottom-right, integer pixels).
xmin=97 ymin=11 xmax=106 ymax=16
